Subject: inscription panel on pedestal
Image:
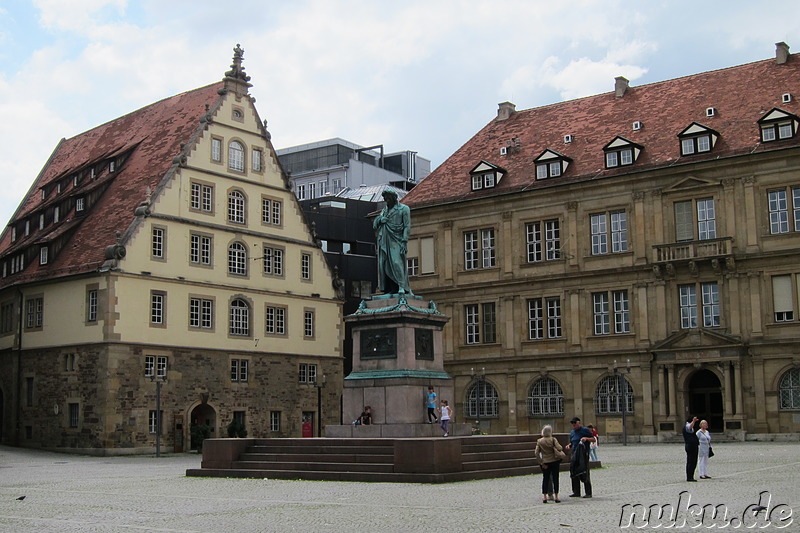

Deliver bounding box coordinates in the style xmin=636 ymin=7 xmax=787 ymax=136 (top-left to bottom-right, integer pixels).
xmin=360 ymin=328 xmax=397 ymax=359
xmin=415 ymin=328 xmax=434 ymax=360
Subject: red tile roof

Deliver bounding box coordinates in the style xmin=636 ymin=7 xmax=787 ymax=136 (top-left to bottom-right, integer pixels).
xmin=403 ymin=54 xmax=800 ymax=209
xmin=0 ymin=83 xmax=223 ymax=285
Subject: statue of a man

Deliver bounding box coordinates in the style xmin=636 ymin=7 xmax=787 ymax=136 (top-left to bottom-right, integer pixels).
xmin=373 ymin=190 xmax=411 ymax=294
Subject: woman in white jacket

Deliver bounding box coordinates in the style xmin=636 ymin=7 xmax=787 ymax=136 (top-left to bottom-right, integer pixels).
xmin=696 ymin=420 xmax=712 ymax=479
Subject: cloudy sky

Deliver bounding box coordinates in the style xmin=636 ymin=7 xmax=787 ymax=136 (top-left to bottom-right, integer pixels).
xmin=1 ymin=1 xmax=799 ymax=225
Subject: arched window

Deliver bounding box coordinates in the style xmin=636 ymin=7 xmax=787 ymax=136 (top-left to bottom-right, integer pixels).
xmin=779 ymin=368 xmax=800 ymax=410
xmin=466 ymin=380 xmax=499 ymax=418
xmin=228 ymin=141 xmax=245 ymax=172
xmin=595 ymin=375 xmax=634 ymax=414
xmin=527 ymin=377 xmax=564 ymax=416
xmin=229 ymin=298 xmax=250 ymax=336
xmin=228 ymin=190 xmax=245 ymax=224
xmin=228 ymin=242 xmax=247 ymax=276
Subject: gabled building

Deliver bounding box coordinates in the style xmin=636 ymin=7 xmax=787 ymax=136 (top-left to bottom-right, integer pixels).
xmin=402 ymin=42 xmax=800 ymax=440
xmin=277 ymin=138 xmax=430 ymax=200
xmin=0 ymin=46 xmax=342 ymax=453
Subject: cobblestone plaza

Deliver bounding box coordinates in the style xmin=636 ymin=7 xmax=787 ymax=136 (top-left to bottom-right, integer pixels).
xmin=1 ymin=441 xmax=798 ymax=532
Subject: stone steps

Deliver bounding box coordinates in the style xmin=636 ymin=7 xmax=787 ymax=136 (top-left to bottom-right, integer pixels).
xmin=187 ymin=434 xmax=600 ymax=483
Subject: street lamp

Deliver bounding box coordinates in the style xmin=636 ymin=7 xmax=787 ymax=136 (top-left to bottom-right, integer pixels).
xmin=150 ymin=373 xmax=167 ymax=457
xmin=471 ymin=367 xmax=485 ymax=434
xmin=613 ymin=359 xmax=631 ymax=446
xmin=316 ymin=374 xmax=327 ymax=437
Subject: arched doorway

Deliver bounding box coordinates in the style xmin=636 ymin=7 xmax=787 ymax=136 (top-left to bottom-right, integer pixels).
xmin=189 ymin=403 xmax=216 ymax=451
xmin=688 ymin=369 xmax=723 ymax=432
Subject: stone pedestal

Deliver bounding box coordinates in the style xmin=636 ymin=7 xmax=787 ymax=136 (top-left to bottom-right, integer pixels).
xmin=337 ymin=293 xmax=454 ymax=430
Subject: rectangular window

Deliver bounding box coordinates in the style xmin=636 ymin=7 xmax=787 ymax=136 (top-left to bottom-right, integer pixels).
xmin=527 ymin=297 xmax=562 ymax=340
xmin=25 ymin=297 xmax=43 ymax=329
xmin=189 ymin=297 xmax=213 ymax=329
xmin=606 ymin=152 xmax=619 ymax=167
xmin=301 ymin=253 xmax=311 ymax=280
xmin=39 ymin=246 xmax=48 ymax=265
xmin=772 ymin=275 xmax=794 ymax=322
xmin=299 ymin=363 xmax=317 ymax=383
xmin=145 ymin=355 xmax=155 ymax=377
xmin=1 ymin=301 xmax=14 ymax=333
xmin=464 ymin=228 xmax=495 ymax=270
xmin=69 ymin=403 xmax=79 ymax=428
xmin=620 ymin=148 xmax=633 ymax=165
xmin=407 ymin=257 xmax=419 ymax=277
xmin=768 ymin=187 xmax=800 ymax=234
xmin=230 ymin=359 xmax=249 ymax=382
xmin=465 ymin=303 xmax=497 ymax=344
xmin=252 ymin=149 xmax=262 ymax=171
xmin=263 ymin=246 xmax=284 ymax=276
xmin=681 ymin=138 xmax=695 ymax=155
xmin=406 ymin=236 xmax=435 ymax=275
xmin=265 ymin=306 xmax=286 ymax=335
xmin=525 ymin=219 xmax=561 ymax=263
xmin=151 ymin=227 xmax=165 ymax=259
xmin=190 ymin=234 xmax=212 ymax=265
xmin=319 ymin=181 xmax=328 ymax=196
xmin=591 ymin=211 xmax=628 ymax=255
xmin=150 ymin=291 xmax=165 ymax=325
xmin=303 ymin=310 xmax=314 ymax=338
xmin=87 ymin=289 xmax=98 ymax=322
xmin=674 ymin=200 xmax=694 ymax=241
xmin=297 ymin=184 xmax=306 ymax=200
xmin=270 ymin=411 xmax=281 ymax=432
xmin=308 ymin=182 xmax=316 ymax=199
xmin=679 ymin=284 xmax=698 ymax=328
xmin=701 ymin=282 xmax=720 ymax=327
xmin=696 ymin=198 xmax=716 ymax=240
xmin=148 ymin=410 xmax=163 ymax=434
xmin=76 ymin=197 xmax=85 ymax=212
xmin=211 ymin=137 xmax=222 ymax=162
xmin=593 ymin=290 xmax=630 ymax=335
xmin=191 ymin=182 xmax=214 ymax=212
xmin=262 ymin=198 xmax=282 ymax=226
xmin=157 ymin=356 xmax=167 ymax=378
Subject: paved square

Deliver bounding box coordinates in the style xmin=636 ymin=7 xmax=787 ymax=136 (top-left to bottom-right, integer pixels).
xmin=1 ymin=441 xmax=798 ymax=532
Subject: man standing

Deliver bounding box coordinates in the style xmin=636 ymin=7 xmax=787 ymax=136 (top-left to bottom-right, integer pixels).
xmin=683 ymin=416 xmax=700 ymax=482
xmin=566 ymin=417 xmax=595 ymax=498
xmin=373 ymin=190 xmax=411 ymax=295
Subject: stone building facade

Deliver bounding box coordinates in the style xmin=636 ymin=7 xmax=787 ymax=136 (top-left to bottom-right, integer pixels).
xmin=0 ymin=46 xmax=342 ymax=453
xmin=402 ymin=43 xmax=800 ymax=440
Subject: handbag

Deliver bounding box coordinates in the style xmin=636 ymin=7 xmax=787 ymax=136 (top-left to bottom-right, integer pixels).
xmin=708 ymin=446 xmax=714 ymax=458
xmin=555 ymin=449 xmax=567 ymax=460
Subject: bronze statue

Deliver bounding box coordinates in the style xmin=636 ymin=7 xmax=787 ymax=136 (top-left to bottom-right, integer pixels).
xmin=373 ymin=190 xmax=411 ymax=294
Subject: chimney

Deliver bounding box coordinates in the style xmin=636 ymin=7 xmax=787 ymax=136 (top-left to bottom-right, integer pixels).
xmin=615 ymin=76 xmax=629 ymax=98
xmin=776 ymin=42 xmax=790 ymax=64
xmin=497 ymin=101 xmax=516 ymax=121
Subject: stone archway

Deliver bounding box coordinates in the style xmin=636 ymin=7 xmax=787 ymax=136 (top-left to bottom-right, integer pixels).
xmin=189 ymin=403 xmax=217 ymax=451
xmin=687 ymin=368 xmax=723 ymax=432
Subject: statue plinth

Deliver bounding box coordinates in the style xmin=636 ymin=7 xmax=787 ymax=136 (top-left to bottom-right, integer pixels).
xmin=334 ymin=293 xmax=458 ymax=431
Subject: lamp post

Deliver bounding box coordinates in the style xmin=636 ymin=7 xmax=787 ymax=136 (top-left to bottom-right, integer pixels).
xmin=150 ymin=373 xmax=167 ymax=457
xmin=613 ymin=359 xmax=631 ymax=446
xmin=471 ymin=367 xmax=485 ymax=434
xmin=316 ymin=374 xmax=327 ymax=437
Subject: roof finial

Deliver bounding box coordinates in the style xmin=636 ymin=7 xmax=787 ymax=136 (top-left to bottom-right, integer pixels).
xmin=225 ymin=43 xmax=251 ymax=83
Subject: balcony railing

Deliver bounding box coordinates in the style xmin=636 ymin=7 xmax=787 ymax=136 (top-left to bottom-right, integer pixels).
xmin=653 ymin=237 xmax=733 ymax=263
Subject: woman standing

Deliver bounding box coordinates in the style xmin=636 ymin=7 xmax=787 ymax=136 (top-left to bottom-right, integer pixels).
xmin=696 ymin=419 xmax=712 ymax=479
xmin=534 ymin=425 xmax=564 ymax=503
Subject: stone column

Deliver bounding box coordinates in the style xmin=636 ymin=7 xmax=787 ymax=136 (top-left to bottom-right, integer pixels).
xmin=667 ymin=364 xmax=677 ymax=419
xmin=733 ymin=361 xmax=743 ymax=416
xmin=657 ymin=365 xmax=667 ymax=418
xmin=742 ymin=176 xmax=759 ymax=251
xmin=752 ymin=355 xmax=769 ymax=432
xmin=506 ymin=372 xmax=518 ymax=434
xmin=723 ymin=362 xmax=733 ymax=417
xmin=633 ymin=191 xmax=647 ymax=265
xmin=571 ymin=367 xmax=584 ymax=420
xmin=748 ymin=272 xmax=763 ymax=336
xmin=641 ymin=363 xmax=654 ymax=434
xmin=443 ymin=220 xmax=453 ymax=282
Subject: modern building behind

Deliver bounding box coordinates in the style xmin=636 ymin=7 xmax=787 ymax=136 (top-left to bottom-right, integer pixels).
xmin=277 ymin=138 xmax=430 ymax=200
xmin=402 ymin=42 xmax=800 ymax=440
xmin=0 ymin=47 xmax=343 ymax=453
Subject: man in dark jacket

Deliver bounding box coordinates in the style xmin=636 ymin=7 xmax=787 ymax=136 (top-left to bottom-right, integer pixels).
xmin=683 ymin=416 xmax=700 ymax=482
xmin=566 ymin=417 xmax=595 ymax=498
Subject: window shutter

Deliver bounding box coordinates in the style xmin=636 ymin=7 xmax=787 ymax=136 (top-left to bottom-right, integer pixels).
xmin=674 ymin=201 xmax=694 ymax=242
xmin=773 ymin=275 xmax=793 ymax=313
xmin=420 ymin=237 xmax=435 ymax=274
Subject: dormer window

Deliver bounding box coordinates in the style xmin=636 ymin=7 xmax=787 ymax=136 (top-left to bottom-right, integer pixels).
xmin=678 ymin=122 xmax=719 ymax=156
xmin=534 ymin=149 xmax=571 ymax=179
xmin=109 ymin=160 xmax=116 ymax=172
xmin=469 ymin=161 xmax=505 ymax=191
xmin=76 ymin=197 xmax=85 ymax=212
xmin=57 ymin=182 xmax=62 ymax=194
xmin=603 ymin=137 xmax=642 ymax=169
xmin=40 ymin=246 xmax=48 ymax=265
xmin=759 ymin=108 xmax=799 ymax=142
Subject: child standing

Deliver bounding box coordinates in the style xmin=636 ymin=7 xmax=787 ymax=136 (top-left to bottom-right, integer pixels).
xmin=439 ymin=400 xmax=452 ymax=437
xmin=426 ymin=386 xmax=438 ymax=423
